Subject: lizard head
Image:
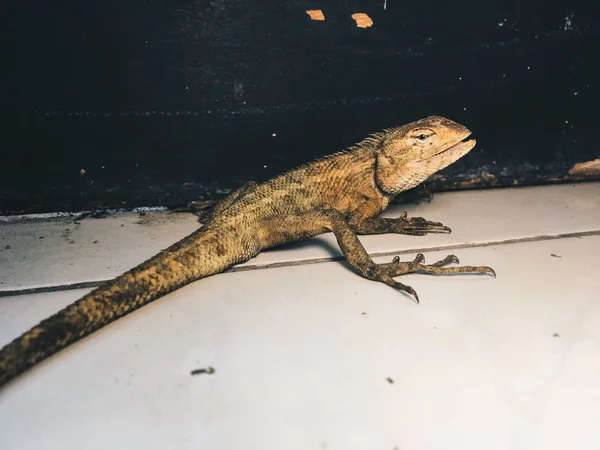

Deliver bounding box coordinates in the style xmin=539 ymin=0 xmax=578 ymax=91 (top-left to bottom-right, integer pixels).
xmin=375 ymin=115 xmax=476 ymax=195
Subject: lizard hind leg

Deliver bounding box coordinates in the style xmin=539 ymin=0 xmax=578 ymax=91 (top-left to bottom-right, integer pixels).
xmin=175 ymin=181 xmax=258 ymax=222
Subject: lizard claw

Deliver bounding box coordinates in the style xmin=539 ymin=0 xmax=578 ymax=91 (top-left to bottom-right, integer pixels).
xmin=394 ymin=281 xmax=419 ymax=303
xmin=413 ymin=253 xmax=426 ymax=264
xmin=484 ymin=266 xmax=496 ymax=278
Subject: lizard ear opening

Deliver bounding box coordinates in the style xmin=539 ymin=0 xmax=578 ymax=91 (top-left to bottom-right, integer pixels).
xmin=375 ymin=147 xmax=404 ymax=194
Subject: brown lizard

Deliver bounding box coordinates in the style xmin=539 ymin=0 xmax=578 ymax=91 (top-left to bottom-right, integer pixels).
xmin=0 ymin=115 xmax=495 ymax=389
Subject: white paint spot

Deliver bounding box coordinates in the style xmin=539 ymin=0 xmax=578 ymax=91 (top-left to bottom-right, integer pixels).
xmin=272 ymin=133 xmax=277 ymax=137
xmin=383 ymin=0 xmax=387 ymax=10
xmin=527 ymin=66 xmax=530 ymax=70
xmin=263 ymin=165 xmax=268 ymax=168
xmin=574 ymin=92 xmax=578 ymax=96
xmin=185 ymin=86 xmax=188 ymax=90
xmin=497 ymin=18 xmax=507 ymax=28
xmin=458 ymin=77 xmax=462 ymax=80
xmin=563 ymin=12 xmax=575 ymax=32
xmin=463 ymin=107 xmax=467 ymax=111
xmin=565 ymin=120 xmax=569 ymax=124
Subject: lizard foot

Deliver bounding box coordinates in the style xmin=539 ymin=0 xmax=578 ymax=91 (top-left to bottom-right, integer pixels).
xmin=376 ymin=253 xmax=496 ymax=303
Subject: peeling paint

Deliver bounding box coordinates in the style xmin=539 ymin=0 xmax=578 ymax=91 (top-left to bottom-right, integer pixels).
xmin=427 ymin=174 xmax=446 ymax=182
xmin=458 ymin=171 xmax=497 ymax=188
xmin=568 ymin=159 xmax=600 ymax=178
xmin=306 ymin=10 xmax=325 ymax=21
xmin=351 ymin=13 xmax=373 ymax=28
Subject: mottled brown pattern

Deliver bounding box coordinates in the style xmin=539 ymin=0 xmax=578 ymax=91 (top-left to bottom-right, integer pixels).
xmin=0 ymin=116 xmax=494 ymax=389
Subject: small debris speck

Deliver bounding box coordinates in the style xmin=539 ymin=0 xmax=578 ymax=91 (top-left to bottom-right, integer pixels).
xmin=553 ymin=332 xmax=560 ymax=337
xmin=69 ymin=240 xmax=75 ymax=244
xmin=93 ymin=240 xmax=98 ymax=244
xmin=39 ymin=236 xmax=44 ymax=239
xmin=386 ymin=377 xmax=394 ymax=384
xmin=550 ymin=254 xmax=562 ymax=258
xmin=5 ymin=245 xmax=11 ymax=249
xmin=191 ymin=367 xmax=215 ymax=376
xmin=361 ymin=312 xmax=367 ymax=315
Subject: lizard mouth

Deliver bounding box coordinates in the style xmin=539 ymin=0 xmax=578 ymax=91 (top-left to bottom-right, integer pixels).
xmin=438 ymin=138 xmax=476 ymax=156
xmin=413 ymin=138 xmax=477 ymax=165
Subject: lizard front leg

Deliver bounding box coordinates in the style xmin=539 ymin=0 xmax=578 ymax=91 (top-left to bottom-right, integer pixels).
xmin=260 ymin=210 xmax=493 ymax=302
xmin=346 ymin=197 xmax=451 ymax=236
xmin=378 ymin=254 xmax=495 ymax=301
xmin=349 ymin=211 xmax=451 ymax=236
xmin=259 ymin=209 xmax=433 ymax=301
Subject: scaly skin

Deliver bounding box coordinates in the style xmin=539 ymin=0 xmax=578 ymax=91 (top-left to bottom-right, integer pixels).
xmin=0 ymin=115 xmax=495 ymax=389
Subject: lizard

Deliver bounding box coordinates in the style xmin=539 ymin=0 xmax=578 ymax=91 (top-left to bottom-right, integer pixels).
xmin=0 ymin=115 xmax=495 ymax=389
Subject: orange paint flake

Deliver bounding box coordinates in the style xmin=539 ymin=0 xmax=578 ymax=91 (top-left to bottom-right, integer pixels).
xmin=306 ymin=10 xmax=325 ymax=21
xmin=351 ymin=13 xmax=373 ymax=28
xmin=568 ymin=158 xmax=600 ymax=177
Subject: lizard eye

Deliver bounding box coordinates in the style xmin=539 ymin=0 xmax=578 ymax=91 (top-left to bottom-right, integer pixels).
xmin=411 ymin=129 xmax=435 ymax=143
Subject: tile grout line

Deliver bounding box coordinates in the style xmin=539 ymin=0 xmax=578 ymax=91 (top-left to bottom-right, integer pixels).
xmin=1 ymin=229 xmax=599 ymax=298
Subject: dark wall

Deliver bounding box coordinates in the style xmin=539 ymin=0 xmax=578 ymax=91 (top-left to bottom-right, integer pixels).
xmin=1 ymin=0 xmax=598 ymax=214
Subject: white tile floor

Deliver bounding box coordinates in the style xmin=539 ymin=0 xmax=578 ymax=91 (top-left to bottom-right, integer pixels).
xmin=0 ymin=183 xmax=599 ymax=450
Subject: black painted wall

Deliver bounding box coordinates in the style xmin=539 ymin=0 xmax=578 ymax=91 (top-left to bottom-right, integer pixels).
xmin=1 ymin=0 xmax=598 ymax=214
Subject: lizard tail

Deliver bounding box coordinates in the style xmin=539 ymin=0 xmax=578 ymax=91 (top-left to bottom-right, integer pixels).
xmin=0 ymin=227 xmax=240 ymax=389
